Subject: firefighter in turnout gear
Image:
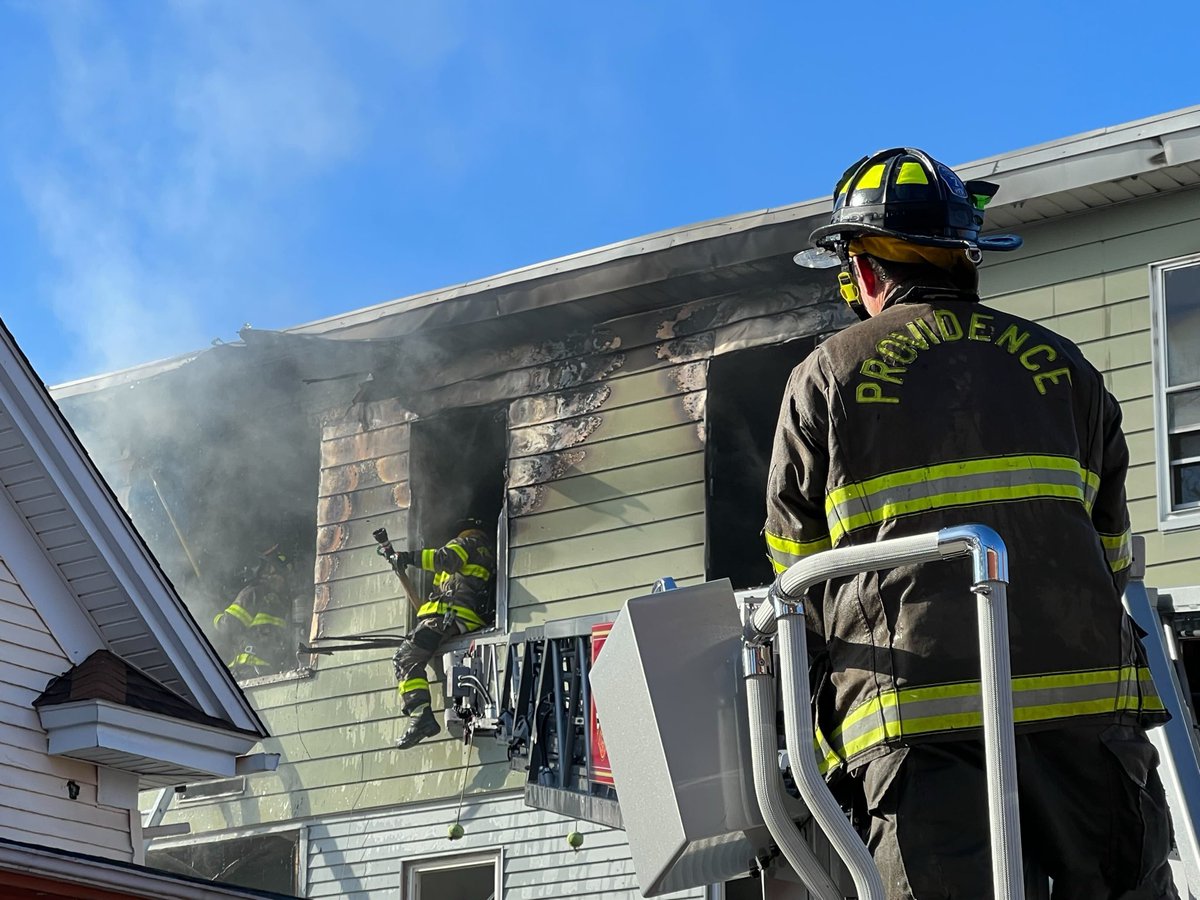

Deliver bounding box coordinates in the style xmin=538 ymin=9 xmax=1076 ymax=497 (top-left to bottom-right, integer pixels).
xmin=388 ymin=518 xmax=495 ymax=749
xmin=769 ymin=148 xmax=1176 ymax=897
xmin=213 ymin=544 xmax=296 ymax=678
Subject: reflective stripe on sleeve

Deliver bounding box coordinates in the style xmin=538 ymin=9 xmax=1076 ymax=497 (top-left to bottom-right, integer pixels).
xmin=447 ymin=542 xmax=469 ymax=565
xmin=250 ymin=613 xmax=287 ymax=629
xmin=460 ymin=563 xmax=492 ymax=581
xmin=216 ymin=603 xmax=254 ymax=628
xmin=421 ymin=549 xmax=437 ymax=571
xmin=765 ymin=530 xmax=832 ymax=574
xmin=824 ymin=454 xmax=1100 ymax=544
xmin=1099 ymin=528 xmax=1133 ymax=574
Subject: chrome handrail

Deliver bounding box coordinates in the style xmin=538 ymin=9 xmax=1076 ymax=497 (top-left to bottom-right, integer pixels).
xmin=744 ymin=524 xmax=1022 ymax=900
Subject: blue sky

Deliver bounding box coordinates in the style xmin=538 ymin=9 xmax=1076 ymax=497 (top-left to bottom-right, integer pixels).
xmin=2 ymin=1 xmax=1199 ymax=384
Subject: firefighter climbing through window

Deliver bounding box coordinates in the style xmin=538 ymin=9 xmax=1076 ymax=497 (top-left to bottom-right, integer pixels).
xmin=213 ymin=544 xmax=297 ymax=678
xmin=376 ymin=518 xmax=496 ymax=750
xmin=771 ymin=147 xmax=1176 ymax=897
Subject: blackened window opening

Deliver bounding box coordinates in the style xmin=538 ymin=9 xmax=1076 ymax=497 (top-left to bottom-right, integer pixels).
xmin=706 ymin=339 xmax=814 ymax=589
xmin=67 ymin=353 xmax=324 ymax=681
xmin=408 ymin=403 xmax=507 ymax=627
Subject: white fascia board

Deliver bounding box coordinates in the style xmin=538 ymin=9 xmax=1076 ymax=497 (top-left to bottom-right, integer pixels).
xmin=0 ymin=326 xmax=266 ymax=737
xmin=37 ymin=700 xmax=257 ymax=779
xmin=0 ymin=839 xmax=291 ymax=900
xmin=284 ymin=108 xmax=1200 ymax=340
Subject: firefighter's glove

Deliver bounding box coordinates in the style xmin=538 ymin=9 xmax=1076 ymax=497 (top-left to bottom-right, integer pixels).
xmin=377 ymin=546 xmax=414 ymax=570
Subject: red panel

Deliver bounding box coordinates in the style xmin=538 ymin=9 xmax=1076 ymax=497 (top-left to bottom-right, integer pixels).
xmin=589 ymin=622 xmax=615 ymax=786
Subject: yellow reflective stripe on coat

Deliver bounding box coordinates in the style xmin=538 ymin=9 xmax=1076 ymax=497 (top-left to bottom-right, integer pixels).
xmin=1099 ymin=528 xmax=1133 ymax=573
xmin=230 ymin=652 xmax=269 ymax=668
xmin=215 ymin=603 xmax=254 ymax=628
xmin=447 ymin=542 xmax=469 ymax=565
xmin=765 ymin=530 xmax=832 ymax=574
xmin=416 ymin=601 xmax=486 ymax=629
xmin=421 ymin=549 xmax=437 ymax=571
xmin=250 ymin=613 xmax=287 ymax=629
xmin=814 ymin=665 xmax=1162 ymax=774
xmin=824 ymin=454 xmax=1100 ymax=544
xmin=461 ymin=563 xmax=492 ymax=580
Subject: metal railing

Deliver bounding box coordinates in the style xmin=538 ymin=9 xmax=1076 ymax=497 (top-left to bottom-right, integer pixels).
xmin=743 ymin=524 xmax=1022 ymax=900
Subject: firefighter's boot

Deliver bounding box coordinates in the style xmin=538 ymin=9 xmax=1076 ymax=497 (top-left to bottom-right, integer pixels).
xmin=397 ymin=707 xmax=440 ymax=749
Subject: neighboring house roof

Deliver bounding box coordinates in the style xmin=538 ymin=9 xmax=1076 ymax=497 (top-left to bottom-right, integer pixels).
xmin=0 ymin=318 xmax=266 ymax=743
xmin=50 ymin=103 xmax=1200 ymax=403
xmin=0 ymin=836 xmax=300 ymax=900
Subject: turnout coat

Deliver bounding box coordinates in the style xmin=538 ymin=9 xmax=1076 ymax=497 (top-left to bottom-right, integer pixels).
xmin=764 ymin=287 xmax=1167 ymax=776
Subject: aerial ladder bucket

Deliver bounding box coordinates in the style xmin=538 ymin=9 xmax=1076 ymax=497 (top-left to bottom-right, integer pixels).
xmin=591 ymin=529 xmax=1200 ymax=898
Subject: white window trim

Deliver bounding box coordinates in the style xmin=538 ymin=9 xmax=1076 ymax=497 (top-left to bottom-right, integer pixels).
xmin=400 ymin=847 xmax=503 ymax=900
xmin=1150 ymin=253 xmax=1200 ymax=531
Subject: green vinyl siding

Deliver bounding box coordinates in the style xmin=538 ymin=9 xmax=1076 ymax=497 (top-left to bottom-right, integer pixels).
xmin=982 ymin=185 xmax=1200 ymax=582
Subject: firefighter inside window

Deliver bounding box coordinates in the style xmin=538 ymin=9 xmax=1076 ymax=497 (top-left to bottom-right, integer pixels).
xmin=212 ymin=544 xmax=300 ymax=679
xmin=376 ymin=517 xmax=496 ymax=750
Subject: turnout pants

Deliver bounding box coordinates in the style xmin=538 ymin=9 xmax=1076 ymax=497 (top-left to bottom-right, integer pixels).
xmin=852 ymin=723 xmax=1177 ymax=899
xmin=393 ymin=613 xmax=480 ymax=715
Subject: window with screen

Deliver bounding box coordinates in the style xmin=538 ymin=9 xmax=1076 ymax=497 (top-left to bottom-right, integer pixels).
xmin=1151 ymin=256 xmax=1200 ymax=527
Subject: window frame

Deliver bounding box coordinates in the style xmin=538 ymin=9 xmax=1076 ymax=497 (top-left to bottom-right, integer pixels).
xmin=1150 ymin=253 xmax=1200 ymax=530
xmin=144 ymin=823 xmax=307 ymax=895
xmin=400 ymin=848 xmax=503 ymax=900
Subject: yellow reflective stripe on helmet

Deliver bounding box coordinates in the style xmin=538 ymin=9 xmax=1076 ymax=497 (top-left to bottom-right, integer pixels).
xmin=216 ymin=603 xmax=254 ymax=627
xmin=765 ymin=530 xmax=832 ymax=572
xmin=1099 ymin=528 xmax=1133 ymax=573
xmin=824 ymin=454 xmax=1095 ymax=544
xmin=421 ymin=549 xmax=437 ymax=571
xmin=461 ymin=563 xmax=492 ymax=580
xmin=895 ymin=161 xmax=929 ymax=185
xmin=400 ymin=677 xmax=429 ymax=694
xmin=854 ymin=163 xmax=885 ymax=191
xmin=250 ymin=613 xmax=287 ymax=629
xmin=814 ymin=666 xmax=1161 ymax=774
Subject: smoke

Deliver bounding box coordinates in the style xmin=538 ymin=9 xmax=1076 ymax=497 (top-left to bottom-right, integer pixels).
xmin=14 ymin=0 xmax=363 ymax=379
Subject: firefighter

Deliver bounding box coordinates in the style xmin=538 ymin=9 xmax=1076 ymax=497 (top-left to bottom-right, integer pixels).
xmin=213 ymin=544 xmax=296 ymax=677
xmin=387 ymin=518 xmax=495 ymax=749
xmin=767 ymin=148 xmax=1175 ymax=897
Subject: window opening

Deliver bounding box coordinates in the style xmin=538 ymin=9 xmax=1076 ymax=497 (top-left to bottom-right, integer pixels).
xmin=408 ymin=404 xmax=508 ymax=631
xmin=146 ymin=830 xmax=300 ymax=894
xmin=403 ymin=851 xmax=499 ymax=900
xmin=121 ymin=402 xmax=320 ymax=681
xmin=706 ymin=339 xmax=815 ymax=589
xmin=1152 ymin=257 xmax=1200 ymax=525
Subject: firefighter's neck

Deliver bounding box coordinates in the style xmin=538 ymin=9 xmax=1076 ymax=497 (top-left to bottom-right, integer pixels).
xmin=849 ymin=256 xmax=890 ymax=318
